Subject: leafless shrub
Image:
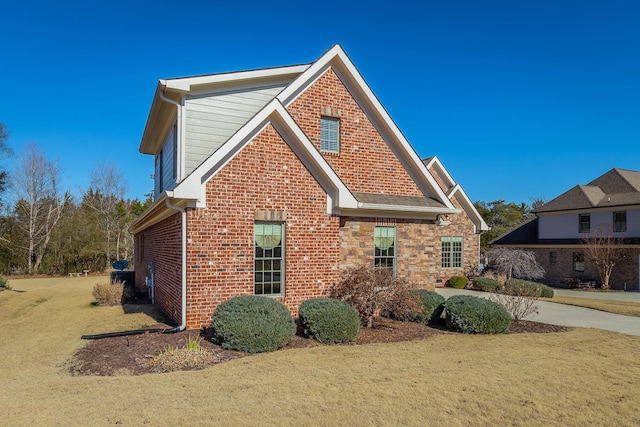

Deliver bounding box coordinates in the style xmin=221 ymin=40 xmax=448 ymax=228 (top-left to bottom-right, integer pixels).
xmin=92 ymin=279 xmax=133 ymax=305
xmin=329 ymin=265 xmax=419 ymax=328
xmin=488 ymin=282 xmax=540 ymax=322
xmin=489 ymin=248 xmax=545 ymax=280
xmin=481 ymin=271 xmax=507 ymax=287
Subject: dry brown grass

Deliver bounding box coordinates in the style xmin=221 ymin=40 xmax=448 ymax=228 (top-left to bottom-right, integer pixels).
xmin=543 ymin=295 xmax=640 ymax=317
xmin=2 ymin=276 xmax=640 ymax=425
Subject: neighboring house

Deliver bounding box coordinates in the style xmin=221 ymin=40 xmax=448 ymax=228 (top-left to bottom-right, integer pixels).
xmin=131 ymin=44 xmax=488 ymax=330
xmin=492 ymin=168 xmax=640 ymax=290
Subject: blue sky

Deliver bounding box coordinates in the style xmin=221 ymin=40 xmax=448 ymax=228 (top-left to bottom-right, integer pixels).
xmin=1 ymin=1 xmax=638 ymax=205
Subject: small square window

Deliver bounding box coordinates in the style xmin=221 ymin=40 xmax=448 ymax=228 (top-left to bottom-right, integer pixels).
xmin=320 ymin=117 xmax=340 ymax=153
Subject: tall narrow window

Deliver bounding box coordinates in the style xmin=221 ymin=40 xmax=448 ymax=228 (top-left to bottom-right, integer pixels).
xmin=254 ymin=223 xmax=284 ymax=295
xmin=442 ymin=237 xmax=463 ymax=268
xmin=320 ymin=117 xmax=340 ymax=153
xmin=549 ymin=251 xmax=557 ymax=264
xmin=613 ymin=211 xmax=626 ymax=232
xmin=573 ymin=252 xmax=585 ymax=272
xmin=578 ymin=213 xmax=590 ymax=233
xmin=374 ymin=226 xmax=396 ymax=272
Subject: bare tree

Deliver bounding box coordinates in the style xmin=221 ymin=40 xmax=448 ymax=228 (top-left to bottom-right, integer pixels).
xmin=87 ymin=161 xmax=128 ymax=268
xmin=488 ymin=248 xmax=545 ymax=281
xmin=582 ymin=225 xmax=627 ymax=290
xmin=11 ymin=142 xmax=68 ymax=274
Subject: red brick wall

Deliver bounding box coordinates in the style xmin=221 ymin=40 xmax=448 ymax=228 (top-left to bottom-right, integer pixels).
xmin=287 ymin=68 xmax=424 ymax=197
xmin=183 ymin=124 xmax=341 ymax=329
xmin=134 ymin=213 xmax=183 ymax=325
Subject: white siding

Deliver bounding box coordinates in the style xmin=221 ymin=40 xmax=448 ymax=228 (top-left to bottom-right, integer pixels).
xmin=154 ymin=125 xmax=177 ymax=200
xmin=539 ymin=207 xmax=640 ymax=239
xmin=183 ymin=84 xmax=285 ymax=175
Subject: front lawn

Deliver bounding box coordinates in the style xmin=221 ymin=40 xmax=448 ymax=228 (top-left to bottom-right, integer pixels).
xmin=1 ymin=276 xmax=640 ymax=425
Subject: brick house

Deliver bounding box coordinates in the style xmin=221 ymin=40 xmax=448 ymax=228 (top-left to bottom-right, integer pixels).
xmin=492 ymin=168 xmax=640 ymax=290
xmin=131 ymin=45 xmax=488 ymax=330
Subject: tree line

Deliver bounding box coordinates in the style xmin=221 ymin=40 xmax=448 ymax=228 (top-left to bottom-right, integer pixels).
xmin=0 ymin=124 xmax=151 ymax=276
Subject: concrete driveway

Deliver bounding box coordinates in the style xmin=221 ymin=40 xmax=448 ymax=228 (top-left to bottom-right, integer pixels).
xmin=436 ymin=288 xmax=640 ymax=336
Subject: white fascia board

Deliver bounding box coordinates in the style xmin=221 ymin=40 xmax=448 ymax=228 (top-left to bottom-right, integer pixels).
xmin=162 ymin=65 xmax=310 ymax=93
xmin=424 ymin=156 xmax=456 ymax=189
xmin=170 ymin=99 xmax=358 ymax=210
xmin=448 ymin=184 xmax=490 ymax=233
xmin=278 ymin=44 xmax=455 ymax=211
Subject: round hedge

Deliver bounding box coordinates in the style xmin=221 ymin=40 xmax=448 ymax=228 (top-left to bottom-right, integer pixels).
xmin=389 ymin=289 xmax=445 ymax=324
xmin=448 ymin=276 xmax=469 ymax=289
xmin=443 ymin=295 xmax=512 ymax=334
xmin=299 ymin=298 xmax=360 ymax=344
xmin=210 ymin=295 xmax=296 ymax=353
xmin=471 ymin=277 xmax=501 ymax=292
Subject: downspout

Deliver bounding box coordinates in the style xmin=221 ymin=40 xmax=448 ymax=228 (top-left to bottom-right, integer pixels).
xmin=164 ymin=196 xmax=187 ymax=332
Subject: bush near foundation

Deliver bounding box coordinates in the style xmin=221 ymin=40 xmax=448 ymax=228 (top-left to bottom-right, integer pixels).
xmin=443 ymin=295 xmax=512 ymax=334
xmin=92 ymin=280 xmax=133 ymax=305
xmin=299 ymin=298 xmax=360 ymax=344
xmin=504 ymin=279 xmax=554 ymax=298
xmin=448 ymin=276 xmax=469 ymax=289
xmin=471 ymin=277 xmax=501 ymax=292
xmin=386 ymin=290 xmax=445 ymax=324
xmin=210 ymin=296 xmax=296 ymax=353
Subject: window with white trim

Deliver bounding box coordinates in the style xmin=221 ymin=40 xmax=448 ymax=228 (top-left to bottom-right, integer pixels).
xmin=320 ymin=117 xmax=340 ymax=153
xmin=442 ymin=236 xmax=463 ymax=268
xmin=254 ymin=222 xmax=284 ymax=295
xmin=374 ymin=226 xmax=396 ymax=272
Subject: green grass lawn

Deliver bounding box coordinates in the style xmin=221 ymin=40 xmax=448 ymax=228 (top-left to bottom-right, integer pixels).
xmin=2 ymin=276 xmax=640 ymax=426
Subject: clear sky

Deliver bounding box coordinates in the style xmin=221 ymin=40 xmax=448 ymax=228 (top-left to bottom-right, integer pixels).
xmin=1 ymin=0 xmax=638 ymax=205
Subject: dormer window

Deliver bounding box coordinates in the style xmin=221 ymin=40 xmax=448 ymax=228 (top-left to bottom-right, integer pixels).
xmin=320 ymin=116 xmax=340 ymax=153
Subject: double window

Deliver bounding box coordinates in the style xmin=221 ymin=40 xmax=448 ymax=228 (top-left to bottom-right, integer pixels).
xmin=613 ymin=211 xmax=627 ymax=232
xmin=254 ymin=223 xmax=284 ymax=296
xmin=442 ymin=237 xmax=463 ymax=268
xmin=320 ymin=117 xmax=340 ymax=153
xmin=374 ymin=226 xmax=396 ymax=272
xmin=578 ymin=213 xmax=590 ymax=234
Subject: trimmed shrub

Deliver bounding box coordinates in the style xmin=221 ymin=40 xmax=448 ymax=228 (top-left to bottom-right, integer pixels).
xmin=0 ymin=275 xmax=10 ymax=291
xmin=299 ymin=298 xmax=360 ymax=344
xmin=448 ymin=276 xmax=469 ymax=289
xmin=471 ymin=277 xmax=501 ymax=292
xmin=504 ymin=279 xmax=554 ymax=298
xmin=210 ymin=296 xmax=296 ymax=353
xmin=387 ymin=289 xmax=445 ymax=324
xmin=443 ymin=295 xmax=512 ymax=334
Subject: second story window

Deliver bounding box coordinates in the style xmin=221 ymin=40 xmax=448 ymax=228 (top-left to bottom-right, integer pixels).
xmin=613 ymin=211 xmax=627 ymax=232
xmin=578 ymin=213 xmax=590 ymax=233
xmin=320 ymin=117 xmax=340 ymax=153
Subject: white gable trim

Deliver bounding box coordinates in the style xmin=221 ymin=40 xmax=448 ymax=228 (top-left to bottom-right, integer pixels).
xmin=170 ymin=99 xmax=358 ymax=211
xmin=448 ymin=184 xmax=490 ymax=234
xmin=277 ymin=44 xmax=455 ymax=210
xmin=423 ymin=155 xmax=456 ymax=189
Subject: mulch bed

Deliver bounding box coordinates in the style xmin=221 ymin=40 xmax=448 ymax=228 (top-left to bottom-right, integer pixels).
xmin=68 ymin=317 xmax=569 ymax=376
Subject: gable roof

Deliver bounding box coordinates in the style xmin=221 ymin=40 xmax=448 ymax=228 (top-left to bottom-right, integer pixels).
xmin=536 ymin=168 xmax=640 ymax=213
xmin=423 ymin=156 xmax=489 ymax=233
xmin=132 ymin=45 xmax=466 ymax=233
